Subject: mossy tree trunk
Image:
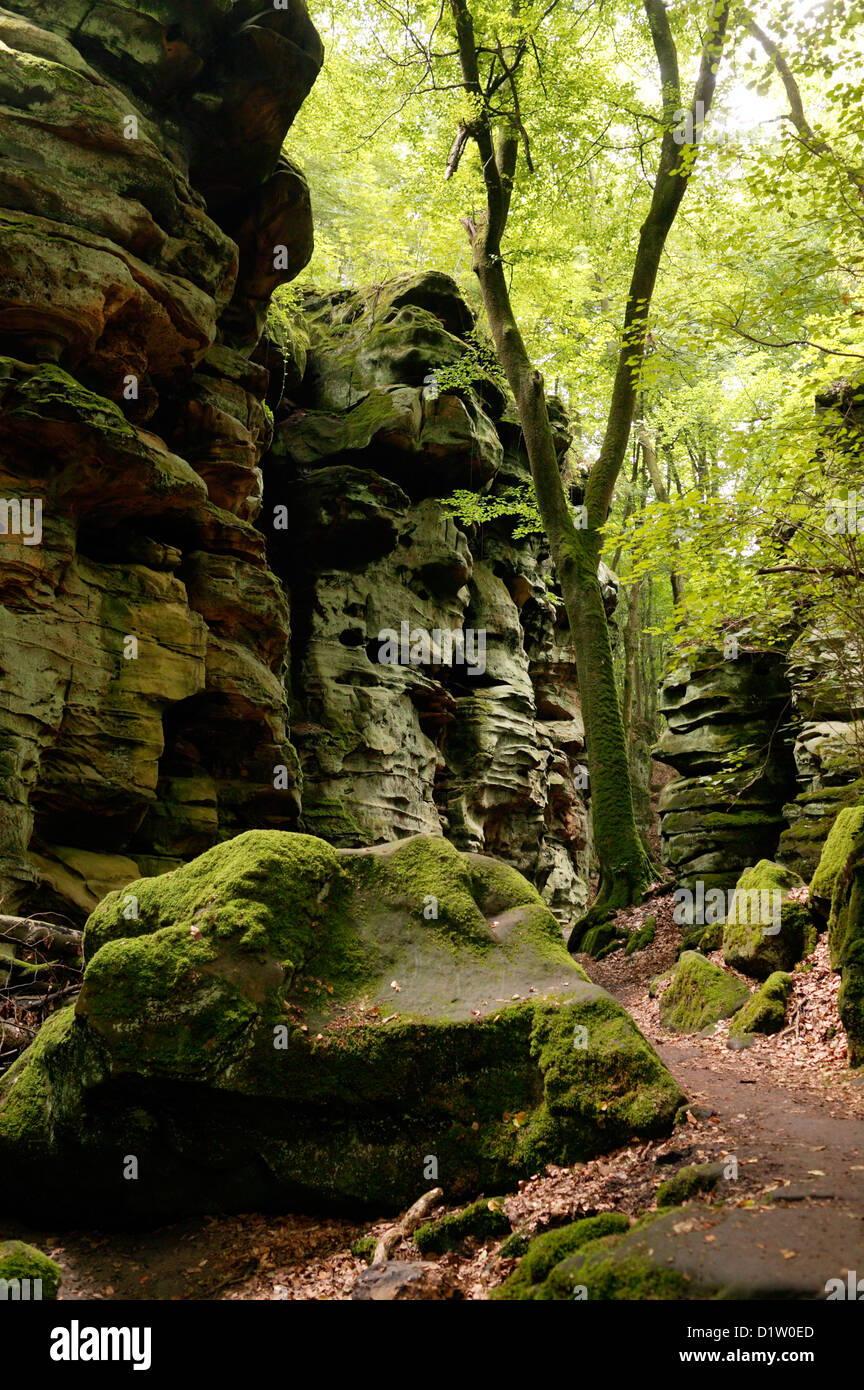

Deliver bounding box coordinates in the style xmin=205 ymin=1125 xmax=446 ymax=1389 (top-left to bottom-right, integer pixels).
xmin=447 ymin=0 xmax=731 ymax=928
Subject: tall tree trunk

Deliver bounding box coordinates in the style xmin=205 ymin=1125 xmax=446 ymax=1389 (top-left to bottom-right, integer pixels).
xmin=447 ymin=0 xmax=731 ymax=928
xmin=469 ymin=220 xmax=655 ymax=915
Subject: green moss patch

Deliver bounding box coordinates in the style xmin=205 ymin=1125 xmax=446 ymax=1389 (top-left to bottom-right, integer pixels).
xmin=0 ymin=1240 xmax=61 ymax=1299
xmin=350 ymin=1235 xmax=376 ymax=1264
xmin=490 ymin=1212 xmax=630 ymax=1299
xmin=413 ymin=1196 xmax=510 ymax=1254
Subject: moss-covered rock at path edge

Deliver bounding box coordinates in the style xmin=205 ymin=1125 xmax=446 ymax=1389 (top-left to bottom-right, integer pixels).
xmin=0 ymin=831 xmax=683 ymax=1223
xmin=722 ymin=860 xmax=810 ymax=980
xmin=659 ymin=951 xmax=749 ymax=1034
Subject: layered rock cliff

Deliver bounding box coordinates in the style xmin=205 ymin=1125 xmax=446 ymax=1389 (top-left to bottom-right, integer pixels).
xmin=652 ymin=646 xmax=798 ymax=893
xmin=0 ymin=1 xmax=325 ymax=919
xmin=654 ymin=635 xmax=864 ymax=890
xmin=263 ymin=276 xmax=597 ymax=920
xmin=0 ymin=4 xmax=593 ymax=926
xmin=775 ymin=623 xmax=864 ymax=876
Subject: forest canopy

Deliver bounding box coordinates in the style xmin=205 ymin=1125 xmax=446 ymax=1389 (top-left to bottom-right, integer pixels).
xmin=286 ymin=0 xmax=864 ymax=663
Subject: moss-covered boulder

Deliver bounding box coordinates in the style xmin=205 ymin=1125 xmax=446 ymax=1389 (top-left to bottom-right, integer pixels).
xmin=0 ymin=1240 xmax=61 ymax=1299
xmin=729 ymin=972 xmax=793 ymax=1038
xmin=489 ymin=1204 xmax=836 ymax=1299
xmin=722 ymin=860 xmax=810 ymax=979
xmin=491 ymin=1209 xmax=704 ymax=1300
xmin=0 ymin=831 xmax=683 ymax=1223
xmin=659 ymin=951 xmax=749 ymax=1034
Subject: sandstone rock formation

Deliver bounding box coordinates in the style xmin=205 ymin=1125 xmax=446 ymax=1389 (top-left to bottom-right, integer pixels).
xmin=264 ymin=277 xmax=596 ymax=921
xmin=0 ymin=1 xmax=322 ymax=917
xmin=0 ymin=830 xmax=683 ymax=1223
xmin=653 ymin=630 xmax=864 ymax=896
xmin=0 ymin=6 xmax=596 ymax=928
xmin=775 ymin=624 xmax=864 ymax=877
xmin=652 ymin=647 xmax=798 ymax=893
xmin=811 ymin=805 xmax=864 ymax=1065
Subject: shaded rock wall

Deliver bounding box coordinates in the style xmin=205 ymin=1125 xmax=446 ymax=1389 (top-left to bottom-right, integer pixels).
xmin=775 ymin=625 xmax=864 ymax=877
xmin=0 ymin=1 xmax=322 ymax=916
xmin=654 ymin=634 xmax=864 ymax=889
xmin=0 ymin=17 xmax=594 ymax=924
xmin=265 ymin=278 xmax=594 ymax=921
xmin=652 ymin=648 xmax=798 ymax=893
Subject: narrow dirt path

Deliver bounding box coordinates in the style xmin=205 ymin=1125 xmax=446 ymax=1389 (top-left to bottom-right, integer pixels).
xmin=581 ymin=893 xmax=864 ymax=1293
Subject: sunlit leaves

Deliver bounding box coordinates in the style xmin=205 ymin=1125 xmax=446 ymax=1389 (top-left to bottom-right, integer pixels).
xmin=289 ymin=0 xmax=863 ymax=666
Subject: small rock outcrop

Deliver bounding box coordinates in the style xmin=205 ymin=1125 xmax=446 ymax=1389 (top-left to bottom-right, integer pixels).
xmin=350 ymin=1261 xmax=462 ymax=1300
xmin=659 ymin=950 xmax=749 ymax=1034
xmin=721 ymin=859 xmax=810 ymax=979
xmin=490 ymin=1203 xmax=845 ymax=1299
xmin=729 ymin=971 xmax=793 ymax=1038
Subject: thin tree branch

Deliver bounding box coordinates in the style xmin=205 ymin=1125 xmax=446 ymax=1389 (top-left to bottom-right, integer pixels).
xmin=748 ymin=19 xmax=864 ymax=202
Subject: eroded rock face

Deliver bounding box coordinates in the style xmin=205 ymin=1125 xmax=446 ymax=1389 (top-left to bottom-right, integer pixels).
xmin=652 ymin=648 xmax=797 ymax=893
xmin=0 ymin=831 xmax=683 ymax=1223
xmin=0 ymin=3 xmax=319 ymax=914
xmin=0 ymin=5 xmax=594 ymax=925
xmin=262 ymin=277 xmax=595 ymax=921
xmin=653 ymin=632 xmax=864 ymax=896
xmin=775 ymin=625 xmax=864 ymax=877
